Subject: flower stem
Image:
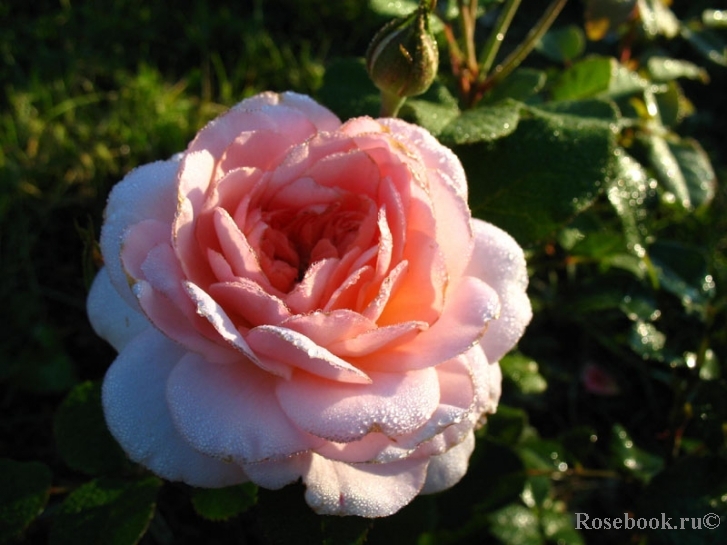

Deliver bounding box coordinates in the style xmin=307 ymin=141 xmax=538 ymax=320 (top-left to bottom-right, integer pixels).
xmin=478 ymin=0 xmax=523 ymax=77
xmin=379 ymin=90 xmax=406 ymax=118
xmin=479 ymin=0 xmax=568 ymax=96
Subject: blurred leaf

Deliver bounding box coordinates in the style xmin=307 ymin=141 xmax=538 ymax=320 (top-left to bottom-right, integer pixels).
xmin=606 ymin=62 xmax=650 ymax=98
xmin=699 ymin=349 xmax=720 ymax=382
xmin=400 ymin=80 xmax=460 ymax=136
xmin=645 ymin=57 xmax=709 ymax=83
xmin=638 ymin=0 xmax=679 ymax=39
xmin=681 ymin=24 xmax=727 ymax=67
xmin=703 ymin=10 xmax=727 ymax=29
xmin=610 ymin=424 xmax=664 ymax=481
xmin=438 ymin=99 xmax=522 ymax=145
xmin=486 ymin=405 xmax=528 ymax=446
xmin=654 ymin=80 xmax=694 ymax=127
xmin=317 ymin=58 xmax=380 ymax=120
xmin=190 ymin=483 xmax=257 ymax=521
xmin=54 ymin=381 xmax=129 ymax=476
xmin=559 ymin=426 xmax=599 ymax=465
xmin=518 ymin=440 xmax=568 ymax=506
xmin=541 ymin=502 xmax=585 ymax=545
xmin=687 ymin=380 xmax=727 ymax=451
xmin=536 ymin=25 xmax=586 ymax=64
xmin=0 ymin=459 xmax=52 ymax=543
xmin=487 ymin=504 xmax=542 ymax=545
xmin=500 ymin=353 xmax=547 ymax=394
xmin=649 ymin=240 xmax=713 ymax=316
xmin=551 ymin=56 xmax=613 ymax=100
xmin=483 ymin=68 xmax=547 ymax=105
xmin=460 ymin=101 xmax=618 ymax=245
xmin=668 ymin=138 xmax=716 ymax=209
xmin=368 ymin=0 xmax=445 ymax=33
xmin=584 ymin=0 xmax=637 ymax=41
xmin=637 ymin=455 xmax=727 ymax=544
xmin=628 ymin=320 xmax=666 ymax=361
xmin=50 ymin=477 xmax=162 ymax=545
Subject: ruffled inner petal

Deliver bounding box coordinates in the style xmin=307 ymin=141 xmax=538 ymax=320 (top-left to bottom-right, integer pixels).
xmin=361 ymin=276 xmax=501 ymax=372
xmin=246 ymin=325 xmax=371 ymax=384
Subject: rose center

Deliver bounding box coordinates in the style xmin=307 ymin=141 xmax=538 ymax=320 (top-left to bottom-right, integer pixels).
xmin=258 ymin=203 xmax=364 ymax=292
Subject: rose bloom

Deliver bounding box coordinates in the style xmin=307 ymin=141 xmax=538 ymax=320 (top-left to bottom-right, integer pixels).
xmin=88 ymin=92 xmax=531 ymax=517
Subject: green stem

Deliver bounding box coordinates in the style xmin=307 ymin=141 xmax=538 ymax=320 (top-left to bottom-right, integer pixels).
xmin=481 ymin=0 xmax=568 ymax=91
xmin=379 ymin=90 xmax=406 ymax=118
xmin=479 ymin=0 xmax=522 ymax=77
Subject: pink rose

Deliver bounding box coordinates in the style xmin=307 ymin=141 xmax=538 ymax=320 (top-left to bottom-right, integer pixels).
xmin=87 ymin=91 xmax=531 ymax=517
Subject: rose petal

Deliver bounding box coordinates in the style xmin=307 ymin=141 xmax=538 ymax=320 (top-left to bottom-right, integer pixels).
xmin=303 ymin=454 xmax=428 ymax=517
xmin=246 ymin=325 xmax=371 ymax=384
xmin=242 ymin=453 xmax=311 ymax=489
xmin=101 ymin=159 xmax=180 ymax=309
xmin=276 ymin=368 xmax=439 ymax=442
xmin=87 ymin=267 xmax=149 ymax=351
xmin=208 ymin=279 xmax=291 ymax=327
xmin=465 ymin=219 xmax=532 ymax=363
xmin=362 ymin=276 xmax=500 ymax=372
xmin=419 ymin=430 xmax=475 ymax=494
xmin=102 ymin=328 xmax=248 ymax=487
xmin=166 ymin=353 xmax=325 ymax=464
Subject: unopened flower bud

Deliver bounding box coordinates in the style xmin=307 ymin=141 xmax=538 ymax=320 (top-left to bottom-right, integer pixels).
xmin=366 ymin=4 xmax=439 ymax=116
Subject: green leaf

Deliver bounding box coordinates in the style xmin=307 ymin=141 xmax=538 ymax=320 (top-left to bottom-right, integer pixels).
xmin=50 ymin=477 xmax=162 ymax=545
xmin=637 ymin=455 xmax=727 ymax=544
xmin=368 ymin=0 xmax=445 ymax=33
xmin=649 ymin=240 xmax=713 ymax=315
xmin=606 ymin=150 xmax=652 ymax=254
xmin=0 ymin=459 xmax=52 ymax=543
xmin=687 ymin=380 xmax=727 ymax=451
xmin=628 ymin=320 xmax=666 ymax=361
xmin=459 ymin=101 xmax=618 ymax=245
xmin=641 ymin=134 xmax=718 ymax=210
xmin=54 ymin=381 xmax=129 ymax=476
xmin=317 ymin=58 xmax=380 ymax=120
xmin=645 ymin=56 xmax=709 ymax=83
xmin=483 ymin=68 xmax=547 ymax=104
xmin=551 ymin=56 xmax=613 ymax=101
xmin=438 ymin=99 xmax=522 ymax=145
xmin=517 ymin=440 xmax=568 ymax=506
xmin=541 ymin=502 xmax=585 ymax=545
xmin=486 ymin=405 xmax=528 ymax=446
xmin=487 ymin=504 xmax=543 ymax=545
xmin=190 ymin=483 xmax=257 ymax=521
xmin=703 ymin=9 xmax=727 ymax=29
xmin=536 ymin=25 xmax=586 ymax=64
xmin=400 ymin=80 xmax=460 ymax=136
xmin=638 ymin=0 xmax=679 ymax=39
xmin=681 ymin=23 xmax=727 ymax=67
xmin=610 ymin=424 xmax=664 ymax=482
xmin=668 ymin=137 xmax=717 ymax=208
xmin=500 ymin=353 xmax=547 ymax=394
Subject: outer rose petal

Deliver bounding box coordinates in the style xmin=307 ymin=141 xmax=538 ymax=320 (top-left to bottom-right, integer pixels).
xmin=87 ymin=267 xmax=148 ymax=351
xmin=466 ymin=219 xmax=532 ymax=363
xmin=420 ymin=430 xmax=476 ymax=494
xmin=303 ymin=453 xmax=428 ymax=517
xmin=102 ymin=328 xmax=247 ymax=487
xmin=166 ymin=353 xmax=326 ymax=464
xmin=100 ymin=159 xmax=179 ymax=310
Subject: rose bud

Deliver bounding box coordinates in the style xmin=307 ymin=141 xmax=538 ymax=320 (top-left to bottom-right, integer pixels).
xmin=366 ymin=2 xmax=439 ymax=116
